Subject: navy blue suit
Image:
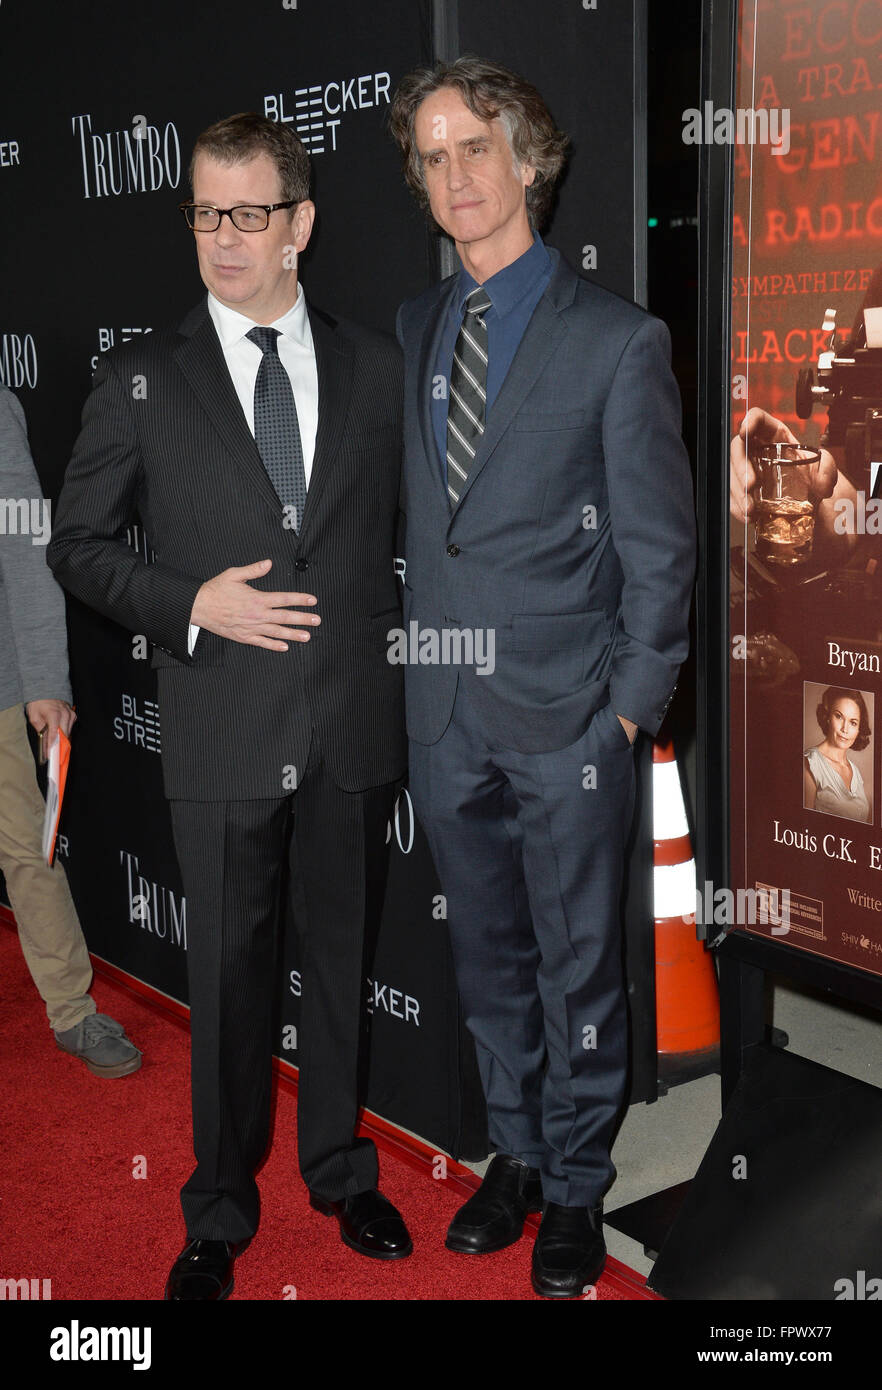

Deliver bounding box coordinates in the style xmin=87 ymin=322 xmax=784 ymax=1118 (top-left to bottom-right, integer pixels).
xmin=396 ymin=245 xmax=695 ymax=1207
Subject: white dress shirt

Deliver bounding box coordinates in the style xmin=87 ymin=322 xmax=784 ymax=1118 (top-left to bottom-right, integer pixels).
xmin=188 ymin=284 xmax=319 ymax=654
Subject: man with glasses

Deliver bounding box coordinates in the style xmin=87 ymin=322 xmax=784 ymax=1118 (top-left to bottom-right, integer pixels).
xmin=47 ymin=113 xmax=411 ymax=1299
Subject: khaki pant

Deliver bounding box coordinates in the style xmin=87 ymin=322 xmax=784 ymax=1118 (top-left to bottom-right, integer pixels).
xmin=0 ymin=702 xmax=94 ymax=1032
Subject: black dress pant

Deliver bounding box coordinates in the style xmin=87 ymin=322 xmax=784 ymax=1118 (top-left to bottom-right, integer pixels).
xmin=169 ymin=737 xmax=397 ymax=1242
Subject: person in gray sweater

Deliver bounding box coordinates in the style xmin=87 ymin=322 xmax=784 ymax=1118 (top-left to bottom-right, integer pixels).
xmin=0 ymin=384 xmax=139 ymax=1076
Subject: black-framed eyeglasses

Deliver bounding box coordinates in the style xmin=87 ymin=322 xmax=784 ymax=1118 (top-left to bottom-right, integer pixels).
xmin=178 ymin=201 xmax=296 ymax=232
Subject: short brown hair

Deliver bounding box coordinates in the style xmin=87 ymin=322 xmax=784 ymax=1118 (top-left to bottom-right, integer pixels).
xmin=388 ymin=56 xmax=569 ymax=230
xmin=189 ymin=112 xmax=311 ymax=205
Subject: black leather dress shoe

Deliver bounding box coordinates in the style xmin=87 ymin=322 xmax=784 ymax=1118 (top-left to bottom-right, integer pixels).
xmin=309 ymin=1188 xmax=413 ymax=1260
xmin=531 ymin=1201 xmax=606 ymax=1298
xmin=164 ymin=1237 xmax=249 ymax=1300
xmin=446 ymin=1154 xmax=543 ymax=1255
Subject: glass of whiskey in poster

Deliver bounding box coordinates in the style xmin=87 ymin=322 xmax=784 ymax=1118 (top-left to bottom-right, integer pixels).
xmin=752 ymin=442 xmax=821 ymax=568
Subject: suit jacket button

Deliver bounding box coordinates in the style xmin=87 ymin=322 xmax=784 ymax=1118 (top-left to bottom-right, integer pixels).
xmin=294 ymin=558 xmax=309 ymax=571
xmin=446 ymin=544 xmax=460 ymax=557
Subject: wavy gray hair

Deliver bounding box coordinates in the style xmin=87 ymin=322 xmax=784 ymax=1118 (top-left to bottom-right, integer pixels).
xmin=388 ymin=56 xmax=569 ymax=230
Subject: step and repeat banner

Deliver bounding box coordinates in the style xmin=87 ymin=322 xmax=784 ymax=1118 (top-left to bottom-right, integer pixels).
xmin=730 ymin=0 xmax=882 ymax=979
xmin=1 ymin=0 xmax=650 ymax=1153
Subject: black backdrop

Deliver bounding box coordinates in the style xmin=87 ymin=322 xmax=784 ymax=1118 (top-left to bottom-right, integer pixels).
xmin=0 ymin=0 xmax=649 ymax=1156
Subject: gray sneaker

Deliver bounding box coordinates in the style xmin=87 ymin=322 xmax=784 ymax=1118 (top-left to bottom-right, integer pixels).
xmin=54 ymin=1012 xmax=142 ymax=1078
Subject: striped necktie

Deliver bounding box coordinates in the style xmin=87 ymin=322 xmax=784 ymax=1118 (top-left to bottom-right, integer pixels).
xmin=446 ymin=287 xmax=492 ymax=509
xmin=246 ymin=325 xmax=307 ymax=533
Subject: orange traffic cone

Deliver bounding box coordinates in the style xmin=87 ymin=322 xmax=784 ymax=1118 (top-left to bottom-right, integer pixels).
xmin=652 ymin=738 xmax=719 ymax=1088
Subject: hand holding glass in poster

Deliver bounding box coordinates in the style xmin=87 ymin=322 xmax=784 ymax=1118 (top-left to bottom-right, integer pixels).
xmin=752 ymin=441 xmax=821 ymax=568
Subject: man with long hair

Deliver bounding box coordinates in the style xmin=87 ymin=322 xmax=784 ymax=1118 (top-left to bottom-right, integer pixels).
xmin=390 ymin=58 xmax=695 ymax=1298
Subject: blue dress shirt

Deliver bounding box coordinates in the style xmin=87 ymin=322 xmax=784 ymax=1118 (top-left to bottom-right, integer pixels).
xmin=432 ymin=231 xmax=553 ymax=482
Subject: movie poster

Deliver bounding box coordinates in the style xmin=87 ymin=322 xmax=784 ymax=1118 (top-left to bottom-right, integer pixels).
xmin=730 ymin=0 xmax=882 ymax=976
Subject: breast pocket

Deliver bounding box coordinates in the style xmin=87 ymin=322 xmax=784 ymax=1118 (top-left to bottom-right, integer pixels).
xmin=512 ymin=409 xmax=587 ymax=433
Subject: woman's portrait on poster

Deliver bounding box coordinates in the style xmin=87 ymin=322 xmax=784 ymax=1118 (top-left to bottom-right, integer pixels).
xmin=804 ymin=685 xmax=873 ymax=824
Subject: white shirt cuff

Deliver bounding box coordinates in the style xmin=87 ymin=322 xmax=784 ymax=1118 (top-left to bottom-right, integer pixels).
xmin=188 ymin=623 xmax=200 ymax=656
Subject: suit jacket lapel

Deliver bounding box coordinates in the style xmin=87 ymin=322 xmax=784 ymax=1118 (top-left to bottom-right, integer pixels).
xmin=299 ymin=306 xmax=353 ymax=539
xmin=417 ymin=274 xmax=459 ymax=512
xmin=452 ymin=255 xmax=576 ymax=516
xmin=173 ymin=299 xmax=283 ymax=519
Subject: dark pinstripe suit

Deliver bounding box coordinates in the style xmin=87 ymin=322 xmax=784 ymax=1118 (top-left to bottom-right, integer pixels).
xmin=47 ymin=297 xmax=407 ymax=1239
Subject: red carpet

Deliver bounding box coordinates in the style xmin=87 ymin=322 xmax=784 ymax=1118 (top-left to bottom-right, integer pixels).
xmin=0 ymin=914 xmax=654 ymax=1301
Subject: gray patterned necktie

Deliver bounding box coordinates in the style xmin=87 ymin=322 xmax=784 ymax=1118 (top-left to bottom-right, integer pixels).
xmin=246 ymin=325 xmax=307 ymax=533
xmin=446 ymin=287 xmax=492 ymax=509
